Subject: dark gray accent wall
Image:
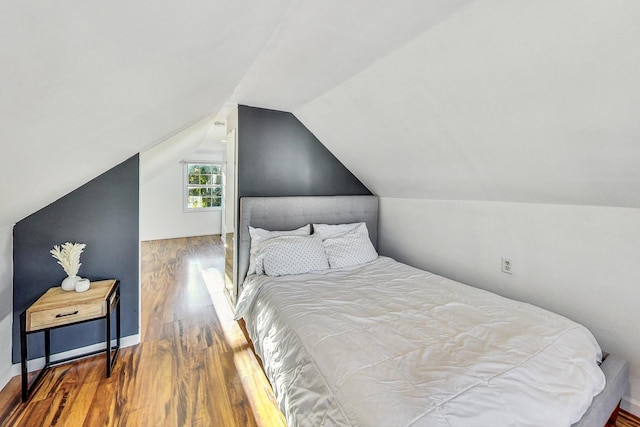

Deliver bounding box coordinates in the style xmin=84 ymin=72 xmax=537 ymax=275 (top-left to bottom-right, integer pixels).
xmin=231 ymin=106 xmax=371 ymax=298
xmin=238 ymin=105 xmax=371 ymax=197
xmin=12 ymin=154 xmax=139 ymax=362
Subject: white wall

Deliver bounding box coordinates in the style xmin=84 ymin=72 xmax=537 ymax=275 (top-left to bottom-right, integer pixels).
xmin=224 ymin=106 xmax=238 ymax=233
xmin=224 ymin=131 xmax=237 ymax=233
xmin=140 ymin=155 xmax=223 ymax=241
xmin=0 ymin=224 xmax=14 ymax=390
xmin=378 ymin=197 xmax=640 ymax=414
xmin=140 ymin=114 xmax=226 ymax=242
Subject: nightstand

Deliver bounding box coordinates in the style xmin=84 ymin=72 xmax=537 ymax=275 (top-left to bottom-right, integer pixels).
xmin=20 ymin=279 xmax=121 ymax=402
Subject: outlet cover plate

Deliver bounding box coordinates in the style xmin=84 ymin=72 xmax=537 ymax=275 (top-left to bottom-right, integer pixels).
xmin=501 ymin=257 xmax=512 ymax=275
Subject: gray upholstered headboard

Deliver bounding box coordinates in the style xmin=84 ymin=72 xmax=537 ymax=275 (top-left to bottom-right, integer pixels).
xmin=238 ymin=195 xmax=379 ymax=290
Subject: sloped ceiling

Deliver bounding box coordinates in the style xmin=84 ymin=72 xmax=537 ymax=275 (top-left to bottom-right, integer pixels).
xmin=295 ymin=1 xmax=640 ymax=207
xmin=229 ymin=0 xmax=472 ymax=110
xmin=2 ymin=1 xmax=639 ymax=230
xmin=0 ymin=0 xmax=292 ymax=227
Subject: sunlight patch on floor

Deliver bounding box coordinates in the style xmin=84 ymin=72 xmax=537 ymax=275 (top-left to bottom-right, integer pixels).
xmin=201 ymin=267 xmax=245 ymax=349
xmin=201 ymin=266 xmax=286 ymax=427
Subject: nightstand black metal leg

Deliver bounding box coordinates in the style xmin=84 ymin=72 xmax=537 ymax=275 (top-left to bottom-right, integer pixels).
xmin=106 ymin=302 xmax=111 ymax=377
xmin=44 ymin=330 xmax=50 ymax=365
xmin=20 ymin=312 xmax=27 ymax=402
xmin=116 ymin=287 xmax=121 ymax=353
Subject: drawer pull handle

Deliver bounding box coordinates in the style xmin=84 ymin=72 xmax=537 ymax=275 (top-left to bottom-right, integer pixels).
xmin=55 ymin=311 xmax=79 ymax=318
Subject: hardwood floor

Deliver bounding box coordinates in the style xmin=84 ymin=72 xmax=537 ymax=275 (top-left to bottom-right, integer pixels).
xmin=616 ymin=410 xmax=640 ymax=427
xmin=0 ymin=235 xmax=285 ymax=427
xmin=0 ymin=234 xmax=639 ymax=426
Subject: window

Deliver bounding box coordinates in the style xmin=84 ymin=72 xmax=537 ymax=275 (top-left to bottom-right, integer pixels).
xmin=184 ymin=162 xmax=222 ymax=210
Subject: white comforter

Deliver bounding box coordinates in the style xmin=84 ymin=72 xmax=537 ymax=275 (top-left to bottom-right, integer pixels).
xmin=235 ymin=257 xmax=605 ymax=427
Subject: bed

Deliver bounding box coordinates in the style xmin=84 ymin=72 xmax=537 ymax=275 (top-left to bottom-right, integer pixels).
xmin=235 ymin=195 xmax=629 ymax=427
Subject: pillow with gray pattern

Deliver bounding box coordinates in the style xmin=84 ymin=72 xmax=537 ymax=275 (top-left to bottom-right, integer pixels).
xmin=312 ymin=222 xmax=362 ymax=241
xmin=248 ymin=224 xmax=311 ymax=275
xmin=255 ymin=235 xmax=329 ymax=277
xmin=323 ymin=223 xmax=377 ymax=269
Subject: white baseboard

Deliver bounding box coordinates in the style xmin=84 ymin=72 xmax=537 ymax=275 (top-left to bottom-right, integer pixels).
xmin=622 ymin=395 xmax=640 ymax=417
xmin=2 ymin=333 xmax=140 ymax=389
xmin=0 ymin=364 xmax=14 ymax=394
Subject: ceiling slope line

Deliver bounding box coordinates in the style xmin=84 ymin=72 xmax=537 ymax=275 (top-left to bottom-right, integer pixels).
xmin=291 ymin=0 xmax=476 ymax=113
xmin=227 ymin=0 xmax=299 ymax=106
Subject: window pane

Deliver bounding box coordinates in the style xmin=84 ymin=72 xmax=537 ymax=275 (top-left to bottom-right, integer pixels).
xmin=185 ymin=162 xmax=222 ymax=210
xmin=187 ymin=196 xmax=199 ymax=209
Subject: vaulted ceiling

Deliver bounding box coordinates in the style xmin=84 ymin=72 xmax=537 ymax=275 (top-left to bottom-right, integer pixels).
xmin=1 ymin=0 xmax=638 ymax=229
xmin=296 ymin=1 xmax=640 ymax=208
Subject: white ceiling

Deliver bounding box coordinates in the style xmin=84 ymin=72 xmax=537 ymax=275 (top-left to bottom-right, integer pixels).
xmin=295 ymin=0 xmax=640 ymax=207
xmin=230 ymin=0 xmax=472 ymax=110
xmin=1 ymin=0 xmax=639 ymax=228
xmin=0 ymin=0 xmax=292 ymax=227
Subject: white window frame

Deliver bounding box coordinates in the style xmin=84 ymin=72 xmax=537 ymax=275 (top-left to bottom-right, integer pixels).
xmin=183 ymin=161 xmax=223 ymax=212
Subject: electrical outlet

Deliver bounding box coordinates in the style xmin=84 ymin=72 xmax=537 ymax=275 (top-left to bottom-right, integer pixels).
xmin=501 ymin=257 xmax=512 ymax=275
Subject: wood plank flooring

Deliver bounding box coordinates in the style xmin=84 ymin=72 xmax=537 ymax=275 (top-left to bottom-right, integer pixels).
xmin=0 ymin=234 xmax=638 ymax=426
xmin=617 ymin=410 xmax=640 ymax=427
xmin=0 ymin=235 xmax=285 ymax=427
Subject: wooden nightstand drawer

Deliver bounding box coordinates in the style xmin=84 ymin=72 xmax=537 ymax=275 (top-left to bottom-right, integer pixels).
xmin=24 ymin=280 xmax=116 ymax=332
xmin=28 ymin=301 xmax=105 ymax=331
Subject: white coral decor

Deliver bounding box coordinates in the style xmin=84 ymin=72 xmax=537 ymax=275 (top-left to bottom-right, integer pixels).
xmin=50 ymin=242 xmax=86 ymax=277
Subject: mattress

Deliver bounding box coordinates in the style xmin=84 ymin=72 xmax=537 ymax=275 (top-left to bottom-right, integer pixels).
xmin=235 ymin=257 xmax=606 ymax=427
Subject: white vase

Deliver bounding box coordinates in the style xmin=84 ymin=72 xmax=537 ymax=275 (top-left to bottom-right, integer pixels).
xmin=75 ymin=278 xmax=91 ymax=293
xmin=61 ymin=275 xmax=80 ymax=291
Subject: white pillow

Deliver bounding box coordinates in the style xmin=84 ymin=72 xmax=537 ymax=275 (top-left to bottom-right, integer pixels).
xmin=248 ymin=224 xmax=311 ymax=275
xmin=313 ymin=222 xmax=362 ymax=241
xmin=255 ymin=235 xmax=329 ymax=277
xmin=323 ymin=223 xmax=378 ymax=269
